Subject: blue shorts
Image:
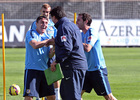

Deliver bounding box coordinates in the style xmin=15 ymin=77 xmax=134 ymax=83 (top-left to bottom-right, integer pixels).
xmin=23 ymin=69 xmax=55 ymax=98
xmin=60 ymin=69 xmax=86 ymax=100
xmin=83 ymin=68 xmax=112 ymax=96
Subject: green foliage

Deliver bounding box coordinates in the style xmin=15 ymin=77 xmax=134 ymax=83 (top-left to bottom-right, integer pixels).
xmin=0 ymin=47 xmax=140 ymax=100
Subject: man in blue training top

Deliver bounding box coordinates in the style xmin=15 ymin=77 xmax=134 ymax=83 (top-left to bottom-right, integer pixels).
xmin=30 ymin=3 xmax=60 ymax=100
xmin=76 ymin=13 xmax=117 ymax=100
xmin=23 ymin=16 xmax=55 ymax=100
xmin=31 ymin=3 xmax=57 ymax=38
xmin=50 ymin=6 xmax=88 ymax=100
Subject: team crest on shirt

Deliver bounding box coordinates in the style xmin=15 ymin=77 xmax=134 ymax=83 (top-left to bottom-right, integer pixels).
xmin=87 ymin=36 xmax=92 ymax=42
xmin=26 ymin=89 xmax=30 ymax=94
xmin=48 ymin=26 xmax=54 ymax=30
xmin=61 ymin=35 xmax=66 ymax=42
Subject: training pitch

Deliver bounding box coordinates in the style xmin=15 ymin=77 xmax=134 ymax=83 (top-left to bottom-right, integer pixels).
xmin=0 ymin=47 xmax=140 ymax=100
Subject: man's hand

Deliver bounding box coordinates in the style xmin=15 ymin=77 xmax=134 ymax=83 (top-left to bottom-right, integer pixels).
xmin=49 ymin=45 xmax=55 ymax=58
xmin=83 ymin=43 xmax=92 ymax=52
xmin=50 ymin=60 xmax=57 ymax=72
xmin=45 ymin=37 xmax=55 ymax=46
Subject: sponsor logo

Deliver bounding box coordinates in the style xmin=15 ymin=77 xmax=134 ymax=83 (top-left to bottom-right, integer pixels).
xmin=65 ymin=77 xmax=70 ymax=80
xmin=65 ymin=65 xmax=69 ymax=67
xmin=100 ymin=91 xmax=105 ymax=95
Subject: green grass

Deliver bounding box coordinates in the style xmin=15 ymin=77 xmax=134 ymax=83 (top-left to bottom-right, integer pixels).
xmin=0 ymin=47 xmax=140 ymax=100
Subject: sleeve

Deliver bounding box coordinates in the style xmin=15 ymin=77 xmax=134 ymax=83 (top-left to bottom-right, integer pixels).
xmin=30 ymin=21 xmax=36 ymax=30
xmin=26 ymin=30 xmax=36 ymax=43
xmin=87 ymin=28 xmax=98 ymax=46
xmin=55 ymin=26 xmax=73 ymax=63
xmin=53 ymin=26 xmax=57 ymax=38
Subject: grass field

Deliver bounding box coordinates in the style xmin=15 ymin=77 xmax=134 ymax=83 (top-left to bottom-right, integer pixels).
xmin=0 ymin=47 xmax=140 ymax=100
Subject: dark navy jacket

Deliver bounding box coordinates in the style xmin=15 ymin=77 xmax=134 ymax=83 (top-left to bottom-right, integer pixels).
xmin=55 ymin=17 xmax=88 ymax=70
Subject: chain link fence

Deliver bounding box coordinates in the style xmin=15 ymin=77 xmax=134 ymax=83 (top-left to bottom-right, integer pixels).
xmin=0 ymin=0 xmax=140 ymax=20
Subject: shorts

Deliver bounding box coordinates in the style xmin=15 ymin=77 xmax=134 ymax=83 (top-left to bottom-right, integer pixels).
xmin=23 ymin=69 xmax=55 ymax=98
xmin=47 ymin=56 xmax=55 ymax=68
xmin=60 ymin=69 xmax=86 ymax=100
xmin=83 ymin=68 xmax=112 ymax=96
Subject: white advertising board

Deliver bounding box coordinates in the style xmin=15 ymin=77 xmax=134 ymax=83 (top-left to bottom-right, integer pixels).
xmin=91 ymin=20 xmax=140 ymax=46
xmin=0 ymin=19 xmax=140 ymax=47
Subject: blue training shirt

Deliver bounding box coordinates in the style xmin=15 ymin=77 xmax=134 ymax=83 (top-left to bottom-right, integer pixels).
xmin=31 ymin=19 xmax=57 ymax=66
xmin=25 ymin=30 xmax=50 ymax=71
xmin=31 ymin=19 xmax=57 ymax=39
xmin=81 ymin=28 xmax=106 ymax=71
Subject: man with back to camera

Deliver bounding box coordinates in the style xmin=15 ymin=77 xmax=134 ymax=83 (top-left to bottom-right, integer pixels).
xmin=76 ymin=13 xmax=117 ymax=100
xmin=50 ymin=6 xmax=88 ymax=100
xmin=30 ymin=3 xmax=60 ymax=100
xmin=23 ymin=16 xmax=55 ymax=100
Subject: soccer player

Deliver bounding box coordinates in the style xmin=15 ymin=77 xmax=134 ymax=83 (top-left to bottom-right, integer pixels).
xmin=30 ymin=3 xmax=60 ymax=100
xmin=50 ymin=6 xmax=88 ymax=100
xmin=23 ymin=16 xmax=55 ymax=100
xmin=76 ymin=13 xmax=117 ymax=100
xmin=31 ymin=3 xmax=57 ymax=38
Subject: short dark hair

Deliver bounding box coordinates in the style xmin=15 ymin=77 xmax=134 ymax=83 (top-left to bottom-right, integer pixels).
xmin=78 ymin=13 xmax=92 ymax=26
xmin=36 ymin=16 xmax=48 ymax=23
xmin=50 ymin=6 xmax=66 ymax=20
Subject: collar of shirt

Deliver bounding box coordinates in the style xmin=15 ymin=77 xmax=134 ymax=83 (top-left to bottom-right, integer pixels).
xmin=55 ymin=17 xmax=69 ymax=29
